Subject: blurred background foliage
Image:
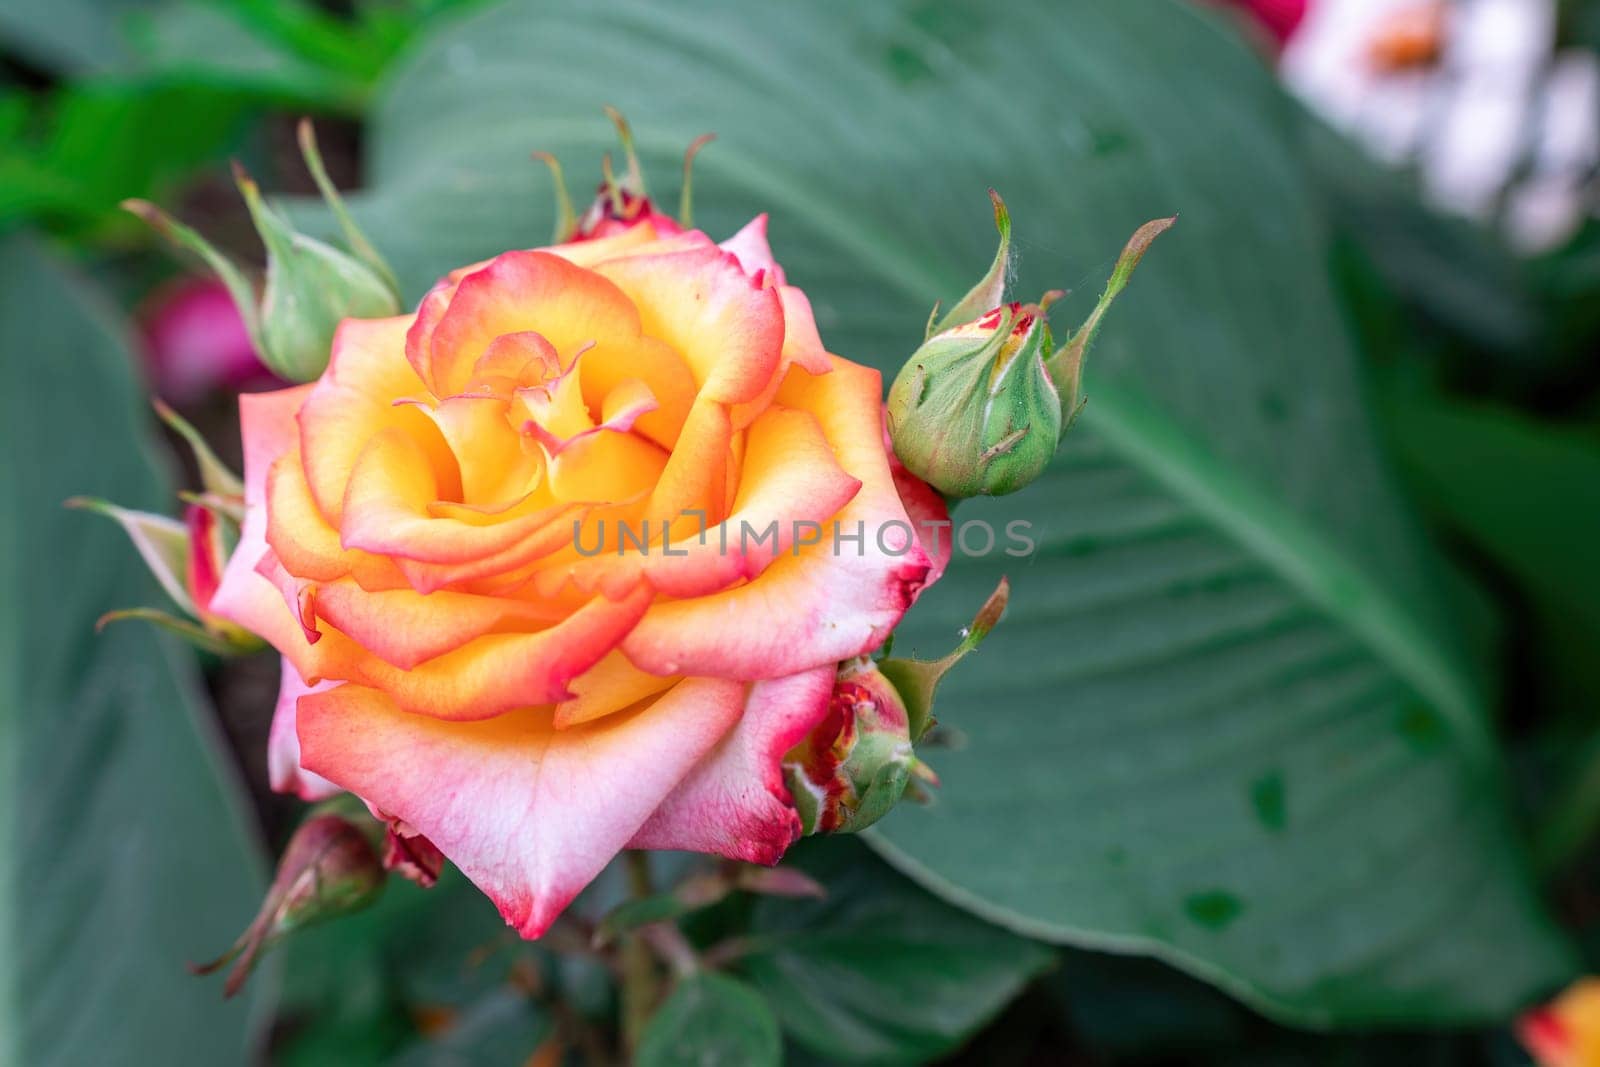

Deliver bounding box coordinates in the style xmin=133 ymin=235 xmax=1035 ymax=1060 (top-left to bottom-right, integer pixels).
xmin=2 ymin=0 xmax=1599 ymax=1064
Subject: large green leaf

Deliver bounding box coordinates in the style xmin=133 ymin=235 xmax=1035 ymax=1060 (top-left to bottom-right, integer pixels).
xmin=1374 ymin=387 xmax=1600 ymax=867
xmin=0 ymin=0 xmax=144 ymax=72
xmin=0 ymin=234 xmax=270 ymax=1064
xmin=329 ymin=0 xmax=1572 ymax=1023
xmin=741 ymin=838 xmax=1054 ymax=1064
xmin=636 ymin=973 xmax=780 ymax=1067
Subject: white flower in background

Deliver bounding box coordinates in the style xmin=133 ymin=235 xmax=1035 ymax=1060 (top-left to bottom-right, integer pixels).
xmin=1282 ymin=0 xmax=1599 ymax=250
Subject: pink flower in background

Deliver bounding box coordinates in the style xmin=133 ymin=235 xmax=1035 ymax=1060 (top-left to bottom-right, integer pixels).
xmin=1211 ymin=0 xmax=1311 ymax=48
xmin=138 ymin=276 xmax=275 ymax=403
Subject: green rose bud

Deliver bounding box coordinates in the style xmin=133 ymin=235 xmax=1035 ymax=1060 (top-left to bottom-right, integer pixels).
xmin=66 ymin=401 xmax=259 ymax=656
xmin=887 ymin=296 xmax=1064 ymax=498
xmin=192 ymin=812 xmax=386 ymax=998
xmin=124 ymin=119 xmax=399 ymax=384
xmin=783 ymin=579 xmax=1012 ymax=835
xmin=887 ymin=190 xmax=1176 ymax=501
xmin=783 ymin=657 xmax=933 ymax=836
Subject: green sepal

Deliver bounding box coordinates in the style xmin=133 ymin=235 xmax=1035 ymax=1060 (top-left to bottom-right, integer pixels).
xmin=153 ymin=398 xmax=245 ymax=505
xmin=533 ymin=151 xmax=578 ymax=243
xmin=122 ymin=198 xmax=264 ymax=357
xmin=927 ymin=188 xmax=1010 ymax=338
xmin=94 ymin=607 xmax=249 ymax=656
xmin=66 ymin=497 xmax=193 ymax=614
xmin=678 ymin=133 xmax=716 ymax=229
xmin=234 ymin=162 xmax=401 ymax=382
xmin=297 ymin=118 xmax=400 ymax=297
xmin=604 ymin=104 xmax=647 ymax=197
xmin=880 ymin=577 xmax=1010 ymax=742
xmin=1046 ymin=215 xmax=1176 ymax=420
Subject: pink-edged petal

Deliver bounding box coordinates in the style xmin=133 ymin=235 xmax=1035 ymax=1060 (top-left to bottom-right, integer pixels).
xmin=527 ymin=376 xmax=659 ymax=459
xmin=727 ymin=283 xmax=832 ymax=430
xmin=629 ymin=667 xmax=834 ymax=863
xmin=775 ymin=285 xmax=832 ymax=376
xmin=296 ymin=676 xmax=747 ymax=938
xmin=212 ymin=387 xmax=324 ymax=655
xmin=269 ymin=658 xmax=341 ymax=802
xmin=547 ymin=216 xmax=679 ymax=267
xmin=311 ymin=579 xmax=570 ymax=671
xmin=339 ymin=427 xmax=569 ymax=569
xmin=410 ymin=251 xmax=641 ymax=399
xmin=888 ymin=429 xmax=953 ymax=587
xmin=465 ymin=330 xmax=561 ymax=396
xmin=264 ymin=451 xmax=406 ymax=589
xmin=254 ymin=547 xmax=321 ymax=645
xmin=621 ymin=358 xmax=934 ymax=679
xmin=644 ymin=395 xmax=730 ymax=523
xmin=553 ymin=649 xmax=678 ymax=729
xmin=719 ymin=214 xmax=785 ymax=285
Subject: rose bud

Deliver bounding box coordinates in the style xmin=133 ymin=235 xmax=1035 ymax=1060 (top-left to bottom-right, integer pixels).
xmin=886 ymin=293 xmax=1065 ymax=499
xmin=67 ymin=402 xmax=258 ymax=654
xmin=783 ymin=579 xmax=1011 ymax=835
xmin=193 ymin=812 xmax=385 ymax=997
xmin=887 ymin=191 xmax=1174 ymax=500
xmin=1519 ymin=977 xmax=1600 ymax=1067
xmin=123 ymin=119 xmax=400 ymax=383
xmin=535 ymin=107 xmax=713 ymax=244
xmin=783 ymin=657 xmax=930 ymax=836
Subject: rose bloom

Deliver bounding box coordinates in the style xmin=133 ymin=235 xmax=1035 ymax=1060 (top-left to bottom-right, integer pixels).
xmin=211 ymin=201 xmax=948 ymax=935
xmin=1521 ymin=977 xmax=1600 ymax=1067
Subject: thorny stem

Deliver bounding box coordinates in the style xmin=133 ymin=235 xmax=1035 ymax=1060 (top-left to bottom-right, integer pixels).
xmin=620 ymin=851 xmax=662 ymax=1054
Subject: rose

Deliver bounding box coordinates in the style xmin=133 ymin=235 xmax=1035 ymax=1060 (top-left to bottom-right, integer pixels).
xmin=211 ymin=208 xmax=948 ymax=937
xmin=1520 ymin=978 xmax=1600 ymax=1067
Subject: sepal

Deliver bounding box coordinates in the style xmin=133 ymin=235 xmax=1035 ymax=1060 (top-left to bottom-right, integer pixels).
xmin=879 ymin=577 xmax=1010 ymax=742
xmin=926 ymin=188 xmax=1011 ymax=339
xmin=192 ymin=811 xmax=386 ymax=997
xmin=784 ymin=658 xmax=926 ymax=835
xmin=67 ymin=462 xmax=259 ymax=653
xmin=233 ymin=159 xmax=400 ymax=382
xmin=124 ymin=119 xmax=401 ymax=384
xmin=1046 ymin=215 xmax=1176 ymax=421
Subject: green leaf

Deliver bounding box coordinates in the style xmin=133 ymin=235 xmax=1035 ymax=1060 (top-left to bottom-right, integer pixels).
xmin=123 ymin=1 xmax=369 ymax=113
xmin=0 ymin=0 xmax=145 ymax=72
xmin=1374 ymin=387 xmax=1600 ymax=867
xmin=637 ymin=973 xmax=780 ymax=1067
xmin=740 ymin=838 xmax=1054 ymax=1064
xmin=0 ymin=233 xmax=271 ymax=1063
xmin=331 ymin=0 xmax=1572 ymax=1024
xmin=0 ymin=82 xmax=251 ymax=236
xmin=1378 ymin=390 xmax=1600 ymax=663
